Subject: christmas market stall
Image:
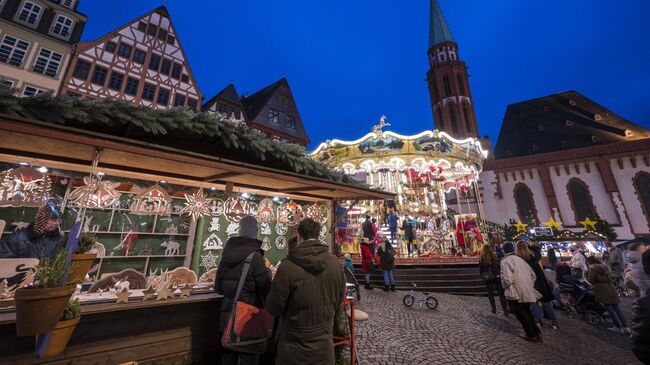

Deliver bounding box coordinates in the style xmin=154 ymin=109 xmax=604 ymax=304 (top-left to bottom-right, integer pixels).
xmin=0 ymin=92 xmax=392 ymax=363
xmin=311 ymin=119 xmax=488 ymax=258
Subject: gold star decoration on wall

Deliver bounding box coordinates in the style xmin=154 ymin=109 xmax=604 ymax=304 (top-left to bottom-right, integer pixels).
xmin=542 ymin=217 xmax=562 ymax=231
xmin=513 ymin=220 xmax=528 ymax=233
xmin=579 ymin=217 xmax=597 ymax=231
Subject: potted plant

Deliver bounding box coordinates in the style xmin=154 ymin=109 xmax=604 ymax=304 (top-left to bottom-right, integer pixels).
xmin=14 ymin=250 xmax=76 ymax=336
xmin=41 ymin=298 xmax=81 ymax=358
xmin=69 ymin=233 xmax=97 ymax=284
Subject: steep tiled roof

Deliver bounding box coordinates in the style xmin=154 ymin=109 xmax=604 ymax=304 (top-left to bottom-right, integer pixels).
xmin=429 ymin=0 xmax=454 ymax=48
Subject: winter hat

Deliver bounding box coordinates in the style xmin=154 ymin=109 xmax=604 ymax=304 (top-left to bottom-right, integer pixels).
xmin=238 ymin=215 xmax=258 ymax=239
xmin=502 ymin=241 xmax=514 ymax=254
xmin=344 ymin=253 xmax=351 ymax=261
xmin=34 ymin=201 xmax=63 ymax=234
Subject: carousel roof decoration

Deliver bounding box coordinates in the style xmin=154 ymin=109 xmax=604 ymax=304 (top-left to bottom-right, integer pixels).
xmin=311 ymin=117 xmax=487 ymax=193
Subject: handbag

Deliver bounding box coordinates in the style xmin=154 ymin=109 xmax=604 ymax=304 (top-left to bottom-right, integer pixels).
xmin=221 ymin=252 xmax=274 ymax=354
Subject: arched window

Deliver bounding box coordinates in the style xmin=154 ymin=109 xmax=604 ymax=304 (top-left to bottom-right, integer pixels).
xmin=457 ymin=74 xmax=465 ymax=94
xmin=567 ymin=179 xmax=596 ymax=221
xmin=514 ymin=183 xmax=538 ymax=223
xmin=443 ymin=74 xmax=451 ymax=96
xmin=448 ymin=104 xmax=459 ymax=134
xmin=634 ymin=172 xmax=650 ymax=222
xmin=462 ymin=103 xmax=471 ymax=134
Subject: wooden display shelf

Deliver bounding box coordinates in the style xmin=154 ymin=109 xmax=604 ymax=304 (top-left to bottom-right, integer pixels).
xmin=101 ymin=255 xmax=186 ymax=259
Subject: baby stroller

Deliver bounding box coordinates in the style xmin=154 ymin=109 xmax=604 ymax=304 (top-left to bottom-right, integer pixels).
xmin=344 ymin=266 xmax=361 ymax=301
xmin=559 ymin=279 xmax=610 ymax=325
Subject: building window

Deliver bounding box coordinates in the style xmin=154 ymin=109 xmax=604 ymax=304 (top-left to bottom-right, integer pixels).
xmin=634 ymin=172 xmax=650 ymax=222
xmin=514 ymin=183 xmax=538 ymax=223
xmin=156 ymin=88 xmax=170 ymax=105
xmin=0 ymin=79 xmax=14 ymax=90
xmin=457 ymin=74 xmax=465 ymax=94
xmin=108 ymin=71 xmax=124 ymax=91
xmin=133 ymin=49 xmax=146 ymax=64
xmin=51 ymin=15 xmax=73 ymax=38
xmin=448 ymin=104 xmax=459 ymax=134
xmin=167 ymin=35 xmax=175 ymax=45
xmin=173 ymin=93 xmax=186 ymax=107
xmin=149 ymin=53 xmax=161 ymax=71
xmin=181 ymin=74 xmax=189 ymax=83
xmin=567 ymin=179 xmax=596 ymax=221
xmin=22 ymin=85 xmax=45 ymax=97
xmin=17 ymin=1 xmax=41 ymax=26
xmin=215 ymin=102 xmax=227 ymax=113
xmin=105 ymin=41 xmax=116 ymax=53
xmin=0 ymin=35 xmax=30 ymax=67
xmin=462 ymin=103 xmax=471 ymax=134
xmin=157 ymin=28 xmax=168 ymax=41
xmin=286 ymin=116 xmax=296 ymax=129
xmin=137 ymin=21 xmax=147 ymax=32
xmin=90 ymin=65 xmax=108 ymax=86
xmin=443 ymin=74 xmax=451 ymax=96
xmin=160 ymin=58 xmax=172 ymax=75
xmin=32 ymin=48 xmax=63 ymax=77
xmin=117 ymin=43 xmax=132 ymax=59
xmin=124 ymin=77 xmax=139 ymax=96
xmin=141 ymin=83 xmax=156 ymax=101
xmin=66 ymin=91 xmax=81 ymax=98
xmin=147 ymin=23 xmax=158 ymax=37
xmin=61 ymin=0 xmax=75 ymax=9
xmin=72 ymin=59 xmax=91 ymax=80
xmin=171 ymin=62 xmax=182 ymax=79
xmin=268 ymin=108 xmax=280 ymax=124
xmin=187 ymin=98 xmax=198 ymax=111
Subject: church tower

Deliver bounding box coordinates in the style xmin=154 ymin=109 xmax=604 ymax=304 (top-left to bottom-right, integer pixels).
xmin=426 ymin=0 xmax=479 ymax=139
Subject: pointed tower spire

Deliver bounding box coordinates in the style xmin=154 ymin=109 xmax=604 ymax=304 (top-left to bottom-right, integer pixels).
xmin=429 ymin=0 xmax=454 ymax=48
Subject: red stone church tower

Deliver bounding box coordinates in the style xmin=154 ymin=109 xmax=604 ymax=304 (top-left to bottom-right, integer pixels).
xmin=426 ymin=0 xmax=479 ymax=139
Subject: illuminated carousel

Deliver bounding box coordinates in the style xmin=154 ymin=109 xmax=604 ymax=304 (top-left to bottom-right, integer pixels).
xmin=311 ymin=119 xmax=489 ymax=257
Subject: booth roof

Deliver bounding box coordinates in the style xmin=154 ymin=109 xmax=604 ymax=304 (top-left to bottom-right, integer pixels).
xmin=0 ymin=92 xmax=394 ymax=201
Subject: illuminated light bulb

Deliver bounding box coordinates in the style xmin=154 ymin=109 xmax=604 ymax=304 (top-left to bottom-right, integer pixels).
xmin=37 ymin=166 xmax=48 ymax=173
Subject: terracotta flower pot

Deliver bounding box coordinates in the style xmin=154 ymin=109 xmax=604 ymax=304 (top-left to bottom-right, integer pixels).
xmin=69 ymin=253 xmax=97 ymax=284
xmin=14 ymin=284 xmax=76 ymax=336
xmin=40 ymin=316 xmax=80 ymax=358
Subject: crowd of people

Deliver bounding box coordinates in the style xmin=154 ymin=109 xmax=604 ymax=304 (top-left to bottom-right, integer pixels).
xmin=478 ymin=239 xmax=650 ymax=363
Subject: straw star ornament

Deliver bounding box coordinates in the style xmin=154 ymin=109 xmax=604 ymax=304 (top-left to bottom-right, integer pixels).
xmin=179 ymin=189 xmax=212 ymax=220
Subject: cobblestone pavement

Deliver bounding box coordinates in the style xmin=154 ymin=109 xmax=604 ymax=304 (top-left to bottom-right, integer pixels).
xmin=355 ymin=289 xmax=640 ymax=365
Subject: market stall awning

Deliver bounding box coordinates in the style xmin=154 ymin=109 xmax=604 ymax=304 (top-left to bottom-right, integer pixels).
xmin=0 ymin=115 xmax=394 ymax=202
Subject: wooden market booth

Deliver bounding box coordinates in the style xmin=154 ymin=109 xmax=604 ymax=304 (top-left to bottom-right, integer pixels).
xmin=0 ymin=100 xmax=393 ymax=364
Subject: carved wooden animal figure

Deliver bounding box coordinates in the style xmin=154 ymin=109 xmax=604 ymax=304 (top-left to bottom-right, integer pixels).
xmin=112 ymin=276 xmax=130 ymax=292
xmin=161 ymin=240 xmax=180 ymax=256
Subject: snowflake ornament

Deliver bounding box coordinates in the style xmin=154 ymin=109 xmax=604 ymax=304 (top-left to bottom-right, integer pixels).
xmin=180 ymin=189 xmax=213 ymax=220
xmin=200 ymin=251 xmax=219 ymax=270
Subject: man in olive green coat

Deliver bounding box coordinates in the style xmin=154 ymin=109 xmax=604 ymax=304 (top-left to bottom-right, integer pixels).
xmin=266 ymin=218 xmax=346 ymax=365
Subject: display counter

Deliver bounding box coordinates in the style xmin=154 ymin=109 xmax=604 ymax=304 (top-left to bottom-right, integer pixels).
xmin=0 ymin=293 xmax=222 ymax=364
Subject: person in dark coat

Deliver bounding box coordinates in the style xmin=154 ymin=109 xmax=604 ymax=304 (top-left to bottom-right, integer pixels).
xmin=479 ymin=244 xmax=508 ymax=315
xmin=632 ymin=253 xmax=650 ymax=364
xmin=360 ymin=237 xmax=374 ymax=290
xmin=402 ymin=217 xmax=415 ymax=257
xmin=361 ymin=215 xmax=374 ymax=242
xmin=587 ymin=257 xmax=630 ymax=334
xmin=377 ymin=236 xmax=396 ymax=291
xmin=547 ymin=247 xmax=558 ymax=271
xmin=215 ymin=215 xmax=272 ymax=365
xmin=0 ymin=203 xmax=63 ymax=259
xmin=266 ymin=218 xmax=346 ymax=365
xmin=519 ymin=242 xmax=559 ymax=330
xmin=387 ymin=210 xmax=398 ymax=244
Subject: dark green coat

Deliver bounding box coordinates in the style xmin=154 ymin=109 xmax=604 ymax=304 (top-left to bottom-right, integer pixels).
xmin=586 ymin=263 xmax=619 ymax=305
xmin=266 ymin=239 xmax=346 ymax=365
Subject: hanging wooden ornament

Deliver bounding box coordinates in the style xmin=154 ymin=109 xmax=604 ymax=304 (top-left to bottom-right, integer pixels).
xmin=209 ymin=199 xmax=225 ymax=216
xmin=0 ymin=167 xmax=52 ymax=207
xmin=277 ymin=201 xmax=304 ymax=226
xmin=256 ymin=198 xmax=276 ymax=223
xmin=69 ymin=176 xmax=121 ymax=209
xmin=224 ymin=196 xmax=249 ymax=223
xmin=261 ymin=236 xmax=272 ymax=251
xmin=129 ymin=184 xmax=172 ymax=216
xmin=275 ymin=236 xmax=287 ymax=250
xmin=179 ymin=189 xmax=212 ymax=220
xmin=306 ymin=203 xmax=329 ymax=225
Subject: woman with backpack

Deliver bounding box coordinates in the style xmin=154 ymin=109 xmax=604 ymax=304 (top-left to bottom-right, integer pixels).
xmin=479 ymin=244 xmax=508 ymax=315
xmin=377 ymin=236 xmax=396 ymax=292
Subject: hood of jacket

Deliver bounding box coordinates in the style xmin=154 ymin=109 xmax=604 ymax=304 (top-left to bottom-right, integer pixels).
xmin=220 ymin=236 xmax=262 ymax=266
xmin=288 ymin=239 xmax=330 ymax=274
xmin=627 ymin=250 xmax=642 ymax=265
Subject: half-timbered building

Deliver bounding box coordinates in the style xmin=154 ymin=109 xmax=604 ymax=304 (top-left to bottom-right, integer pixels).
xmin=0 ymin=0 xmax=86 ymax=95
xmin=59 ymin=6 xmax=203 ymax=111
xmin=202 ymin=83 xmax=246 ymax=122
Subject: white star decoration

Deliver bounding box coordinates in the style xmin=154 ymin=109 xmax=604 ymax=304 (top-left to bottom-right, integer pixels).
xmin=200 ymin=251 xmax=219 ymax=270
xmin=180 ymin=189 xmax=212 ymax=220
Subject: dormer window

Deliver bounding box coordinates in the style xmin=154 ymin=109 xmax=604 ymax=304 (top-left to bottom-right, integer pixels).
xmin=51 ymin=14 xmax=74 ymax=39
xmin=568 ymin=99 xmax=577 ymax=106
xmin=17 ymin=1 xmax=42 ymax=26
xmin=594 ymin=113 xmax=602 ymax=121
xmin=61 ymin=0 xmax=75 ymax=9
xmin=625 ymin=129 xmax=633 ymax=137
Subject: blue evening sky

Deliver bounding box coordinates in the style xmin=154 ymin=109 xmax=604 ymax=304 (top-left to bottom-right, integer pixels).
xmin=78 ymin=0 xmax=650 ymax=149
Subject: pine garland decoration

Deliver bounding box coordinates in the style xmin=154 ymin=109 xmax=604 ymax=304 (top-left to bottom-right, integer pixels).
xmin=0 ymin=90 xmax=364 ymax=186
